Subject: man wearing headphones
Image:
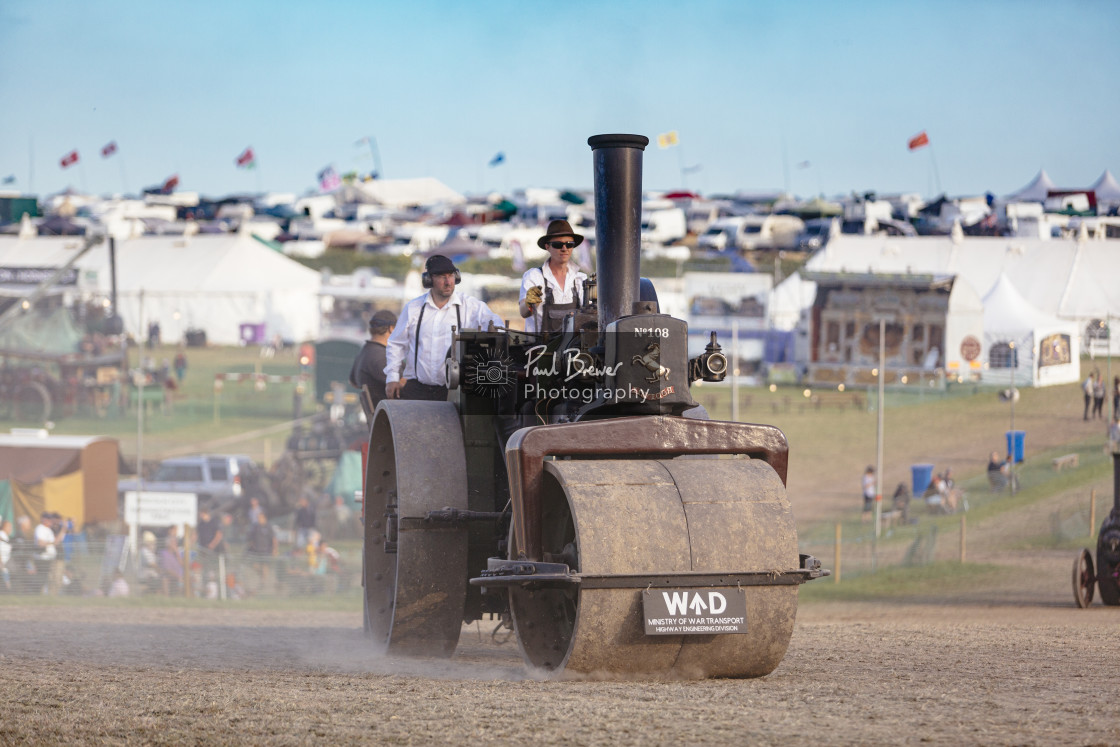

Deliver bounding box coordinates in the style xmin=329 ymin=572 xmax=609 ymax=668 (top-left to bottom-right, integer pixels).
xmin=384 ymin=254 xmax=503 ymax=401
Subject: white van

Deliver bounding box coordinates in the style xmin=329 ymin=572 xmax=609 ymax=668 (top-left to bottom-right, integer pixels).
xmin=641 ymin=207 xmax=687 ymax=247
xmin=697 ymin=215 xmax=805 ymax=253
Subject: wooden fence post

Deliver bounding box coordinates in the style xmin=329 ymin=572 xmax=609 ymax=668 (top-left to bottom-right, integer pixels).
xmin=959 ymin=514 xmax=966 ymax=563
xmin=834 ymin=522 xmax=842 ymax=584
xmin=1089 ymin=489 xmax=1096 ymax=539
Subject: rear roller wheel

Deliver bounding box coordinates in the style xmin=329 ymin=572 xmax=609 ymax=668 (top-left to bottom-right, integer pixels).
xmin=363 ymin=401 xmax=469 ymax=656
xmin=1072 ymin=548 xmax=1095 ymax=609
xmin=510 ymin=457 xmax=799 ymax=678
xmin=1098 ymin=527 xmax=1120 ymax=606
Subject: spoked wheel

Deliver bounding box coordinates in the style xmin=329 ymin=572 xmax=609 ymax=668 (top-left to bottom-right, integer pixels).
xmin=15 ymin=382 xmax=52 ymax=422
xmin=510 ymin=457 xmax=800 ymax=678
xmin=363 ymin=401 xmax=469 ymax=656
xmin=1072 ymin=548 xmax=1095 ymax=609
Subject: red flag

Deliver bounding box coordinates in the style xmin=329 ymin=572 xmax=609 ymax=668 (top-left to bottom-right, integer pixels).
xmin=908 ymin=131 xmax=930 ymax=151
xmin=60 ymin=150 xmax=79 ymax=168
xmin=161 ymin=174 xmax=179 ymax=194
xmin=235 ymin=147 xmax=255 ymax=168
xmin=101 ymin=141 xmax=118 ymax=158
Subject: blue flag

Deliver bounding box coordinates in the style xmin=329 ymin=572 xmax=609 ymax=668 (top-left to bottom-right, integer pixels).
xmin=488 ymin=152 xmax=505 ymax=167
xmin=2 ymin=175 xmax=14 ymax=185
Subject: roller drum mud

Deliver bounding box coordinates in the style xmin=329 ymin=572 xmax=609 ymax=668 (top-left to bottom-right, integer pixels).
xmin=510 ymin=457 xmax=799 ymax=677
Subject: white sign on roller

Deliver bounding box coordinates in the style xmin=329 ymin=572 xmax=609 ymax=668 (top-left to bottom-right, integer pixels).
xmin=642 ymin=587 xmax=748 ymax=635
xmin=123 ymin=491 xmax=198 ymax=528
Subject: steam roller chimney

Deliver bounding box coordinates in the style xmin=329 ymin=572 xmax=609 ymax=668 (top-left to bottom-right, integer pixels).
xmin=588 ymin=133 xmax=648 ymax=329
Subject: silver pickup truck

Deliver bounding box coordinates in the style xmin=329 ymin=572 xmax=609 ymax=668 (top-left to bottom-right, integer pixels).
xmin=118 ymin=454 xmax=258 ymax=513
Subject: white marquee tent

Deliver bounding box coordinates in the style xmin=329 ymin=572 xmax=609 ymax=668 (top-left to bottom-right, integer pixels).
xmin=1091 ymin=170 xmax=1120 ymax=209
xmin=1006 ymin=169 xmax=1057 ymax=202
xmin=0 ymin=233 xmax=323 ymax=345
xmin=980 ymin=273 xmax=1080 ymax=387
xmin=801 ymin=234 xmax=1120 ymax=330
xmin=336 ymin=178 xmax=465 ymax=209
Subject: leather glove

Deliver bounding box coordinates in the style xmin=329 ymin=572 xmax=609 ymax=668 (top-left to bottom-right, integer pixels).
xmin=525 ymin=286 xmax=544 ymax=306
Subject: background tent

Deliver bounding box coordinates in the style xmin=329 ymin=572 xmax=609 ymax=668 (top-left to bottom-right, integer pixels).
xmin=980 ymin=273 xmax=1080 ymax=388
xmin=0 ymin=233 xmax=322 ymax=345
xmin=336 ymin=178 xmax=465 ymax=209
xmin=1091 ymin=170 xmax=1120 ymax=210
xmin=0 ymin=434 xmax=120 ymax=527
xmin=1006 ymin=169 xmax=1056 ymax=202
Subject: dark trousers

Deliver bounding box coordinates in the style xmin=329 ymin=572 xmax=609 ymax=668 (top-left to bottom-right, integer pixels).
xmin=402 ymin=380 xmax=448 ymax=402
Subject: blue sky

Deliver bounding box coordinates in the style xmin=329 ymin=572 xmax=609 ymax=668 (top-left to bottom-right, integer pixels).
xmin=2 ymin=0 xmax=1118 ymax=201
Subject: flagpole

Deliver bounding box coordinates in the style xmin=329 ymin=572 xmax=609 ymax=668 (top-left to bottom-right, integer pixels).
xmin=28 ymin=136 xmax=34 ymax=194
xmin=928 ymin=144 xmax=943 ymax=195
xmin=368 ymin=137 xmax=381 ymax=178
xmin=781 ymin=135 xmax=790 ymax=196
xmin=118 ymin=154 xmax=130 ymax=196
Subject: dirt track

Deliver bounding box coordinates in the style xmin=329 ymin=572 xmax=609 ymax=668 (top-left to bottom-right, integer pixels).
xmin=2 ymin=564 xmax=1117 ymax=747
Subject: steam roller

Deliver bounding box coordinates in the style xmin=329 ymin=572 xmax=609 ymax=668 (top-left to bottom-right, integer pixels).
xmin=361 ymin=133 xmax=827 ymax=677
xmin=1071 ymin=433 xmax=1120 ymax=608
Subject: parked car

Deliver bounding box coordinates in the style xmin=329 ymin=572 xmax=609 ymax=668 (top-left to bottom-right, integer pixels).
xmin=118 ymin=454 xmax=274 ymax=514
xmin=697 ymin=214 xmax=805 ymax=253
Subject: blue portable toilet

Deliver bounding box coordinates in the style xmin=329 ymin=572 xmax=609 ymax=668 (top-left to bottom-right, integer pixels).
xmin=911 ymin=463 xmax=935 ymax=496
xmin=1006 ymin=430 xmax=1026 ymax=464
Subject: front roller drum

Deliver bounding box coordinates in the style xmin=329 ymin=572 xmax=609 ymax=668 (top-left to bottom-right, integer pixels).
xmin=510 ymin=457 xmax=800 ymax=678
xmin=364 ymin=401 xmax=469 ymax=656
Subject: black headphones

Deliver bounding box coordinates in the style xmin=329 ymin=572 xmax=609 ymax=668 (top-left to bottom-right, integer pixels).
xmin=421 ymin=257 xmax=462 ymax=289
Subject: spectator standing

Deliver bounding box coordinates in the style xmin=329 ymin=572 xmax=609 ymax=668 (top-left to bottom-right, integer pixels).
xmin=294 ymin=497 xmax=317 ymax=549
xmin=861 ymin=466 xmax=876 ymax=520
xmin=159 ymin=530 xmax=184 ymax=595
xmin=1113 ymin=376 xmax=1119 ymax=420
xmin=1083 ymin=371 xmax=1096 ymax=420
xmin=139 ymin=531 xmax=160 ymax=594
xmin=34 ymin=512 xmax=64 ymax=593
xmin=1093 ymin=370 xmax=1106 ymax=420
xmin=173 ymin=349 xmax=188 ymax=383
xmin=196 ymin=509 xmax=226 ymax=555
xmin=246 ymin=512 xmax=278 ymax=591
xmin=247 ymin=497 xmax=263 ymax=526
xmin=0 ymin=519 xmax=11 ymax=591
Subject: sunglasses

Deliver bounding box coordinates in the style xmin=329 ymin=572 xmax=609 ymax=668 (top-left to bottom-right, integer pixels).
xmin=548 ymin=241 xmax=576 ymax=250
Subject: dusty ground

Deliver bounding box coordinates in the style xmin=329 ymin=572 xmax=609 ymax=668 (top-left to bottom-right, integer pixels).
xmin=5 ymin=375 xmax=1114 ymax=745
xmin=2 ymin=556 xmax=1117 ymax=747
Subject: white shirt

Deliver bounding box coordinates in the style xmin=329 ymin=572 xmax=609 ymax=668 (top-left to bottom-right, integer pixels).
xmin=0 ymin=529 xmax=10 ymax=566
xmin=519 ymin=262 xmax=588 ymax=333
xmin=385 ymin=289 xmax=504 ymax=386
xmin=35 ymin=523 xmax=56 ymax=560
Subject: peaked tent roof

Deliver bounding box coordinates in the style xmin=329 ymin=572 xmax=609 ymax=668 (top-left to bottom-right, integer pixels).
xmin=981 ymin=272 xmax=1071 ymax=339
xmin=1006 ymin=169 xmax=1056 ymax=202
xmin=1090 ymin=170 xmax=1120 ymax=202
xmin=338 ymin=178 xmax=465 ymax=208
